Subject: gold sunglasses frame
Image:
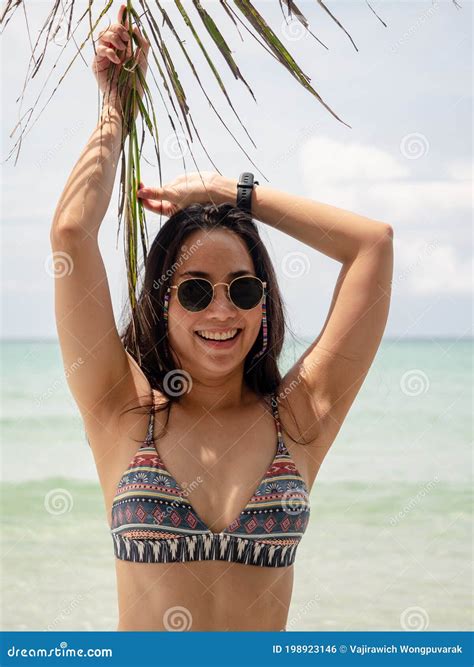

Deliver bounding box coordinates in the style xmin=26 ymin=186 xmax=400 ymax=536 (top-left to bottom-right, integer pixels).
xmin=168 ymin=275 xmax=267 ymax=312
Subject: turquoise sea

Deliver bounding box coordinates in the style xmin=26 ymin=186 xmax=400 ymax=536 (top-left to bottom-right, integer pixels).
xmin=0 ymin=338 xmax=472 ymax=631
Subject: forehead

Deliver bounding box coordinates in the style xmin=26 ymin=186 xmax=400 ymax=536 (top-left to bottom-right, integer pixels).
xmin=176 ymin=229 xmax=255 ymax=278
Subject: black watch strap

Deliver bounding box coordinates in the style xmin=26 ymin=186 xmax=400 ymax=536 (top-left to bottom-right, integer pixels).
xmin=236 ymin=172 xmax=259 ymax=213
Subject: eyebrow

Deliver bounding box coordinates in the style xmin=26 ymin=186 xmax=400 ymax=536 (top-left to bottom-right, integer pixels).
xmin=177 ymin=270 xmax=254 ymax=279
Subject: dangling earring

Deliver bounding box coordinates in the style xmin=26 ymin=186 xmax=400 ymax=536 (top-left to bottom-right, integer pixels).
xmin=163 ymin=287 xmax=170 ymax=324
xmin=250 ymin=289 xmax=268 ymax=362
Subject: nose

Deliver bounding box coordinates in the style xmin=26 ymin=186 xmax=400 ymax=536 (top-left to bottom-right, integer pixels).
xmin=207 ymin=284 xmax=237 ymax=315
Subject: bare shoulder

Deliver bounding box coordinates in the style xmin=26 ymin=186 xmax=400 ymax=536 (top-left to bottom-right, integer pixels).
xmin=84 ymin=351 xmax=166 ymax=487
xmin=83 ymin=351 xmax=171 ymax=526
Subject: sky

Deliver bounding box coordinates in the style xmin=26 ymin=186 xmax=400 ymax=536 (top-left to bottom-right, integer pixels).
xmin=1 ymin=0 xmax=472 ymax=341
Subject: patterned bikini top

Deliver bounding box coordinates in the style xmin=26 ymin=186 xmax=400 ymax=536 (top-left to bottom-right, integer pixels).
xmin=110 ymin=392 xmax=311 ymax=567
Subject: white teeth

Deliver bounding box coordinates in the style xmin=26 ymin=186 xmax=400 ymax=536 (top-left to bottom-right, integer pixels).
xmin=196 ymin=328 xmax=239 ymax=341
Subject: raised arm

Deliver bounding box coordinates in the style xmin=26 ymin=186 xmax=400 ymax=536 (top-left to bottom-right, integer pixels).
xmin=50 ymin=103 xmax=128 ymax=421
xmin=50 ymin=9 xmax=149 ymax=436
xmin=231 ymin=180 xmax=393 ymax=456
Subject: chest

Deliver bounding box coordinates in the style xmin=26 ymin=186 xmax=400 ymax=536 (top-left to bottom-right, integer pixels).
xmin=102 ymin=397 xmax=313 ymax=534
xmin=154 ymin=410 xmax=281 ymax=534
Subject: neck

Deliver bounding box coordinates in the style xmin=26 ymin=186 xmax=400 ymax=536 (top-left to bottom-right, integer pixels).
xmin=176 ymin=369 xmax=257 ymax=414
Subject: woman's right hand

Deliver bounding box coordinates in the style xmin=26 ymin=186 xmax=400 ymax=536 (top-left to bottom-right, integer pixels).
xmin=92 ymin=4 xmax=149 ymax=111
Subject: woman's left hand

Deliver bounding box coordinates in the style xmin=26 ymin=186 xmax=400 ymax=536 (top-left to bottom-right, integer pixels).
xmin=136 ymin=171 xmax=231 ymax=217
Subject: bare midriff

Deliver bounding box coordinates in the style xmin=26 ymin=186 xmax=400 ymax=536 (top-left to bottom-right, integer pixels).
xmin=114 ymin=558 xmax=293 ymax=631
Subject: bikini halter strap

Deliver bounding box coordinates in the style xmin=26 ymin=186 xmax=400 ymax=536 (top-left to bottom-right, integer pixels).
xmin=142 ymin=393 xmax=156 ymax=447
xmin=269 ymin=391 xmax=286 ymax=454
xmin=145 ymin=410 xmax=154 ymax=443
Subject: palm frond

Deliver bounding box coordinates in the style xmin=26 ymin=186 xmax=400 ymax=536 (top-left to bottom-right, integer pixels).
xmin=1 ymin=0 xmax=462 ymax=312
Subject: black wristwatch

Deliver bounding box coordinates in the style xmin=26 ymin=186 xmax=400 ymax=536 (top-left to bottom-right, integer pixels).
xmin=236 ymin=172 xmax=259 ymax=214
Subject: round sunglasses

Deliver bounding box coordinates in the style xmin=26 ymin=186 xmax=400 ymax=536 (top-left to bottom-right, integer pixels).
xmin=168 ymin=275 xmax=267 ymax=312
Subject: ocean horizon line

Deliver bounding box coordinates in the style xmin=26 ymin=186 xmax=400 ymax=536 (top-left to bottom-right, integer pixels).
xmin=1 ymin=335 xmax=472 ymax=344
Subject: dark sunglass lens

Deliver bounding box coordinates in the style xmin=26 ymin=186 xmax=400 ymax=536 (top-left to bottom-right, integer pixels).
xmin=230 ymin=277 xmax=263 ymax=309
xmin=178 ymin=279 xmax=212 ymax=312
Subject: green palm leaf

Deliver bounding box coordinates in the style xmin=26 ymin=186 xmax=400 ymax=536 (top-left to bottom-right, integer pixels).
xmin=1 ymin=0 xmax=461 ymax=313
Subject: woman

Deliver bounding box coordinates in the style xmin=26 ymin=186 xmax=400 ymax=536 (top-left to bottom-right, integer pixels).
xmin=50 ymin=6 xmax=393 ymax=631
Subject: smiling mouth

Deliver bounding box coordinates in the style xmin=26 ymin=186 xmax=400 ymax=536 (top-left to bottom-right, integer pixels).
xmin=194 ymin=328 xmax=243 ymax=344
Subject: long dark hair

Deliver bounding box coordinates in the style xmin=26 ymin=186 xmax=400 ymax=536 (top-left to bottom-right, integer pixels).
xmin=118 ymin=202 xmax=314 ymax=445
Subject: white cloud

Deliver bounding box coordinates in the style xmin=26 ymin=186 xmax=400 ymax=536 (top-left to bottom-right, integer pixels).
xmin=446 ymin=159 xmax=473 ymax=181
xmin=301 ymin=136 xmax=409 ymax=182
xmin=299 ymin=136 xmax=472 ymax=297
xmin=415 ymin=244 xmax=472 ymax=295
xmin=393 ymin=238 xmax=472 ymax=296
xmin=367 ymin=181 xmax=471 ymax=220
xmin=300 ymin=136 xmax=471 ymax=223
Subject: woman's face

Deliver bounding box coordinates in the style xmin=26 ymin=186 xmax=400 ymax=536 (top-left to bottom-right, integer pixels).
xmin=165 ymin=229 xmax=264 ymax=377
